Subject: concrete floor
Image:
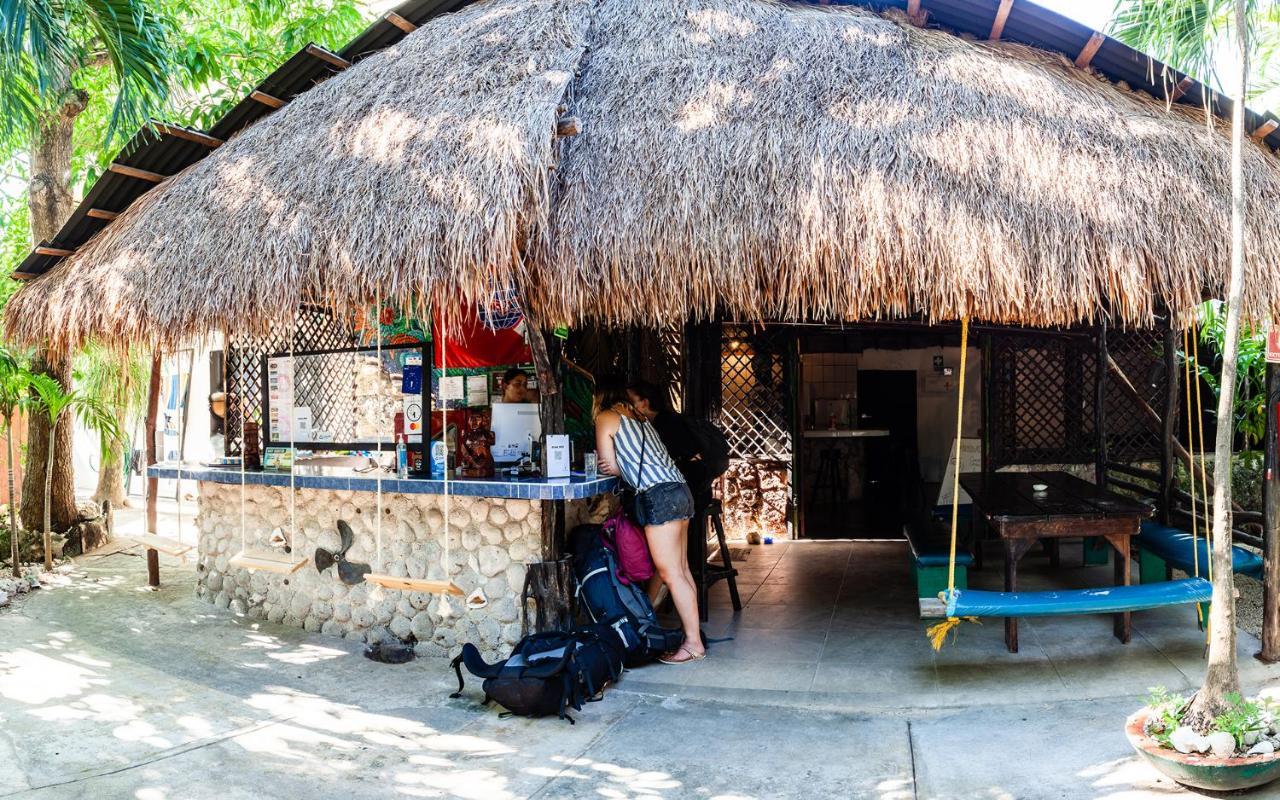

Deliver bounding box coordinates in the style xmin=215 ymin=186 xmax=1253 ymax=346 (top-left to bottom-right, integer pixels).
xmin=3 ymin=534 xmax=1280 ymax=799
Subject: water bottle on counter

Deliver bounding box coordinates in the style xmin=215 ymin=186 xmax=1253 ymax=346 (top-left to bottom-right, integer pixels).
xmin=396 ymin=435 xmax=408 ymax=479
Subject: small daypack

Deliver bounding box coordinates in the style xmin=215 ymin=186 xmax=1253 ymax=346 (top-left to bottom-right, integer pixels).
xmin=572 ymin=528 xmax=684 ymax=665
xmin=450 ymin=622 xmax=627 ymax=723
xmin=601 ymin=506 xmax=654 ymax=585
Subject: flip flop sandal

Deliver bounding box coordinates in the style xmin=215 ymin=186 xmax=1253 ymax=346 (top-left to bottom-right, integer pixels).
xmin=659 ymin=645 xmax=707 ymax=665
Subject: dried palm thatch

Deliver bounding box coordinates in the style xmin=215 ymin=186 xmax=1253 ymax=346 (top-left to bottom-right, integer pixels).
xmin=8 ymin=0 xmax=592 ymax=351
xmin=532 ymin=0 xmax=1280 ymax=328
xmin=9 ymin=0 xmax=1280 ymax=351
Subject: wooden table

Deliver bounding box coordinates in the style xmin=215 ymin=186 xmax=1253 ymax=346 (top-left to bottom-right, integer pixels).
xmin=958 ymin=471 xmax=1154 ymax=653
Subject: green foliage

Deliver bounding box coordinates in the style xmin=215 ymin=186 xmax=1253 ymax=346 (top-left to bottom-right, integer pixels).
xmin=29 ymin=369 xmax=121 ymax=453
xmin=1187 ymin=301 xmax=1269 ymax=448
xmin=1175 ymin=450 xmax=1264 ymax=510
xmin=1110 ymin=0 xmax=1280 ymax=104
xmin=1215 ymin=693 xmax=1271 ymax=747
xmin=159 ymin=0 xmax=367 ymax=131
xmin=1145 ymin=687 xmax=1278 ymax=747
xmin=0 ymin=0 xmax=172 ymax=146
xmin=1144 ymin=686 xmax=1188 ymax=748
xmin=73 ymin=342 xmax=148 ymax=455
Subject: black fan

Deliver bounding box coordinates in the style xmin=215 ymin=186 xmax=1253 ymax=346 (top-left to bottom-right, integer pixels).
xmin=315 ymin=520 xmax=371 ymax=585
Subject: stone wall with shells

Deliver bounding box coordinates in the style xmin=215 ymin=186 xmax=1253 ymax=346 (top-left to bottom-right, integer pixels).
xmin=195 ymin=482 xmax=572 ymax=663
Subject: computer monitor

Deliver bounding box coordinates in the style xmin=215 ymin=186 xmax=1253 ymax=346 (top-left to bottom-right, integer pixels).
xmin=490 ymin=403 xmax=542 ymax=464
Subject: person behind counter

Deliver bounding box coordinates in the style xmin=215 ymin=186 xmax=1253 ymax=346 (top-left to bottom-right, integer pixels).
xmin=593 ymin=375 xmax=705 ymax=664
xmin=500 ymin=367 xmax=539 ymax=404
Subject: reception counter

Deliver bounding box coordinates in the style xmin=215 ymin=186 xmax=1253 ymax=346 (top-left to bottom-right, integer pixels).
xmin=148 ymin=463 xmax=617 ymax=661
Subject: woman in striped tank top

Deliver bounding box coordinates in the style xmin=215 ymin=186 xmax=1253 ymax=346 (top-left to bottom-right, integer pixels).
xmin=594 ymin=375 xmax=705 ymax=663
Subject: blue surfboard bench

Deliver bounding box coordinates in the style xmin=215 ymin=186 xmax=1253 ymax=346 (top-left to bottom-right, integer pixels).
xmin=944 ymin=577 xmax=1214 ymax=618
xmin=1135 ymin=521 xmax=1263 ymax=582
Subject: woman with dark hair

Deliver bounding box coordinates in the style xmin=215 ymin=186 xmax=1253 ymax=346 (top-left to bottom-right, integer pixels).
xmin=594 ymin=375 xmax=705 ymax=664
xmin=500 ymin=367 xmax=537 ymax=403
xmin=626 ymin=381 xmax=709 ymax=503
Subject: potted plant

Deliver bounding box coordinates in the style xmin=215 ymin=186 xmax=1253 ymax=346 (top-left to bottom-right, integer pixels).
xmin=1127 ymin=690 xmax=1280 ymax=791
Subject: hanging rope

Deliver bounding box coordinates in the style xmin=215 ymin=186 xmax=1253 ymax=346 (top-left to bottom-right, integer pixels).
xmin=927 ymin=318 xmax=977 ymax=650
xmin=375 ymin=291 xmax=384 ymax=571
xmin=239 ymin=344 xmax=247 ymax=558
xmin=1190 ymin=332 xmax=1214 ymax=587
xmin=1183 ymin=327 xmax=1205 ymax=631
xmin=288 ymin=321 xmax=297 ymax=547
xmin=440 ymin=300 xmax=454 ymax=615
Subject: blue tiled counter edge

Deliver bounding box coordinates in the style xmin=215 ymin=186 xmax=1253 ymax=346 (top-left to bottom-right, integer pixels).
xmin=147 ymin=463 xmax=619 ymax=501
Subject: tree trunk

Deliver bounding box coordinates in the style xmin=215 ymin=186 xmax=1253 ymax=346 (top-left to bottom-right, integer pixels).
xmin=21 ymin=89 xmax=87 ymax=536
xmin=92 ymin=435 xmax=127 ymax=507
xmin=7 ymin=419 xmax=19 ymax=578
xmin=42 ymin=426 xmax=57 ymax=570
xmin=1187 ymin=0 xmax=1249 ymax=728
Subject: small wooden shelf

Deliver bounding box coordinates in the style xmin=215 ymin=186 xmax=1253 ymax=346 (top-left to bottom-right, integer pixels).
xmin=363 ymin=574 xmax=463 ymax=595
xmin=121 ymin=534 xmax=193 ymax=559
xmin=229 ymin=550 xmax=309 ymax=574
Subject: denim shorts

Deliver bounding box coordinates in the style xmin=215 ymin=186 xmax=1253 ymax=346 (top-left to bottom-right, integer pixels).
xmin=635 ymin=481 xmax=695 ymax=527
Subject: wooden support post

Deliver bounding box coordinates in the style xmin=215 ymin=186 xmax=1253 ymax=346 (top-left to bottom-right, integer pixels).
xmin=1160 ymin=322 xmax=1179 ymax=525
xmin=1095 ymin=320 xmax=1108 ymax=487
xmin=145 ymin=354 xmax=161 ymax=587
xmin=526 ymin=312 xmax=565 ymax=559
xmin=1259 ymin=361 xmax=1280 ymax=661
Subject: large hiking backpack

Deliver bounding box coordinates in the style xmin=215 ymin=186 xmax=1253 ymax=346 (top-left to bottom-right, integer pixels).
xmin=450 ymin=622 xmax=627 ymax=723
xmin=572 ymin=529 xmax=684 ymax=665
xmin=683 ymin=416 xmax=731 ymax=481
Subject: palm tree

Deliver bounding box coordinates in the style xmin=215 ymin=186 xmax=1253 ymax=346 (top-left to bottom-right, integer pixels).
xmin=0 ymin=0 xmax=170 ymax=535
xmin=29 ymin=373 xmax=120 ymax=570
xmin=76 ymin=344 xmax=150 ymax=507
xmin=0 ymin=348 xmax=35 ymax=578
xmin=1112 ymin=0 xmax=1261 ymax=724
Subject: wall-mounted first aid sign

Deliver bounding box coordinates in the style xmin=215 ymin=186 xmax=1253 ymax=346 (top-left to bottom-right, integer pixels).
xmin=1268 ymin=328 xmax=1280 ymax=364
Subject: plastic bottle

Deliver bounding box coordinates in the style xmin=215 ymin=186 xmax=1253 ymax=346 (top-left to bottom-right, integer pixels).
xmin=396 ymin=435 xmax=408 ymax=479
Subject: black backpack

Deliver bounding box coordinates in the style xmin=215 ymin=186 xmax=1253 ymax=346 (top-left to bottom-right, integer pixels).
xmin=684 ymin=416 xmax=731 ymax=481
xmin=571 ymin=528 xmax=684 ymax=665
xmin=450 ymin=622 xmax=626 ymax=723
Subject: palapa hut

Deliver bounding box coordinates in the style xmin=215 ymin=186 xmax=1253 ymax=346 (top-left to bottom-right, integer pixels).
xmin=8 ymin=0 xmax=1280 ymax=657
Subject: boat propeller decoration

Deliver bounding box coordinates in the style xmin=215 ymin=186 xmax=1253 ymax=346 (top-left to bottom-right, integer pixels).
xmin=314 ymin=520 xmax=371 ymax=585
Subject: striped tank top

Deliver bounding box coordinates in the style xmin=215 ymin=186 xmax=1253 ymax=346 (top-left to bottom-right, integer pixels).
xmin=612 ymin=413 xmax=686 ymax=492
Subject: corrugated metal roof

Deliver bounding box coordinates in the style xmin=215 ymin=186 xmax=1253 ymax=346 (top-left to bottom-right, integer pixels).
xmin=15 ymin=0 xmax=1278 ymax=281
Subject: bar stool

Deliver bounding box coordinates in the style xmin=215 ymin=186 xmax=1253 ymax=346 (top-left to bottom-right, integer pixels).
xmin=692 ymin=499 xmax=741 ymax=621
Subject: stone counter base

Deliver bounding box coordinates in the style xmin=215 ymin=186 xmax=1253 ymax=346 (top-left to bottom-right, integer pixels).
xmin=196 ymin=482 xmax=548 ymax=663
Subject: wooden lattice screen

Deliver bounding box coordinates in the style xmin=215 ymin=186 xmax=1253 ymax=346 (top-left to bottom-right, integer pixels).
xmin=988 ymin=332 xmax=1097 ymax=467
xmin=1103 ymin=327 xmax=1168 ymax=464
xmin=720 ymin=325 xmax=792 ymax=462
xmin=224 ymin=309 xmax=359 ymax=456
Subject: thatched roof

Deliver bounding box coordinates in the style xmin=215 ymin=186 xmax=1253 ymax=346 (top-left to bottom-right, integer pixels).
xmin=10 ymin=0 xmax=1280 ymax=350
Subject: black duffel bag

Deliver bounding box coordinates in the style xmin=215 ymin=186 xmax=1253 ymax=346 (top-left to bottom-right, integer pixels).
xmin=450 ymin=621 xmax=627 ymax=723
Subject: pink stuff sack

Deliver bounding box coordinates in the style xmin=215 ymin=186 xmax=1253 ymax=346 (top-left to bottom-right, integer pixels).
xmin=601 ymin=506 xmax=655 ymax=585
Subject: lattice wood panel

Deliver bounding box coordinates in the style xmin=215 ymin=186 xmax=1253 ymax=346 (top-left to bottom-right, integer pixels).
xmin=224 ymin=309 xmax=359 ymax=455
xmin=989 ymin=333 xmax=1096 ymax=467
xmin=1104 ymin=327 xmax=1167 ymax=464
xmin=720 ymin=325 xmax=792 ymax=462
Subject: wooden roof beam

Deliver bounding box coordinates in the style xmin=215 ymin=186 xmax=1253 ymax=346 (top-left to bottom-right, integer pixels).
xmin=152 ymin=122 xmax=223 ymax=149
xmin=906 ymin=0 xmax=926 ymax=25
xmin=86 ymin=208 xmax=119 ymax=221
xmin=11 ymin=272 xmax=37 ymax=282
xmin=108 ymin=163 xmax=166 ymax=183
xmin=35 ymin=245 xmax=75 ymax=257
xmin=385 ymin=11 xmax=417 ymax=33
xmin=1075 ymin=32 xmax=1105 ymax=69
xmin=1168 ymin=76 xmax=1195 ymax=103
xmin=305 ymin=44 xmax=352 ymax=71
xmin=989 ymin=0 xmax=1014 ymax=40
xmin=1251 ymin=119 xmax=1279 ymax=141
xmin=250 ymin=90 xmax=286 ymax=110
xmin=556 ymin=116 xmax=582 ymax=137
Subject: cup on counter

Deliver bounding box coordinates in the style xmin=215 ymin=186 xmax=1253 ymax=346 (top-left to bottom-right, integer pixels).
xmin=583 ymin=451 xmax=598 ymax=478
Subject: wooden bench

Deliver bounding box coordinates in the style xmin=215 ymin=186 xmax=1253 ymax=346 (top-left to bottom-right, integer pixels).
xmin=905 ymin=511 xmax=973 ymax=616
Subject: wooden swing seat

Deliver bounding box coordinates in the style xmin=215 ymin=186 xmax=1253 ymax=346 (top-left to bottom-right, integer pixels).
xmin=363 ymin=573 xmax=464 ymax=594
xmin=229 ymin=550 xmax=309 ymax=574
xmin=121 ymin=534 xmax=193 ymax=560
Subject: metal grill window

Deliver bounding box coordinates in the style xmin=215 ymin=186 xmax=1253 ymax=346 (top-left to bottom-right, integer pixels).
xmin=720 ymin=325 xmax=792 ymax=462
xmin=1104 ymin=328 xmax=1167 ymax=464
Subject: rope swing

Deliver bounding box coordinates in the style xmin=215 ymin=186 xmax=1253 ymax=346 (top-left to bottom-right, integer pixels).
xmin=364 ymin=297 xmax=462 ymax=597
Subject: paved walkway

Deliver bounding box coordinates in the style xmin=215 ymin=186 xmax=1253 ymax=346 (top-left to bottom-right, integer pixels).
xmin=2 ymin=538 xmax=1280 ymax=799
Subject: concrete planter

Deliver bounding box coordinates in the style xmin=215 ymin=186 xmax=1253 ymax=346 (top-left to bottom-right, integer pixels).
xmin=1126 ymin=710 xmax=1280 ymax=791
